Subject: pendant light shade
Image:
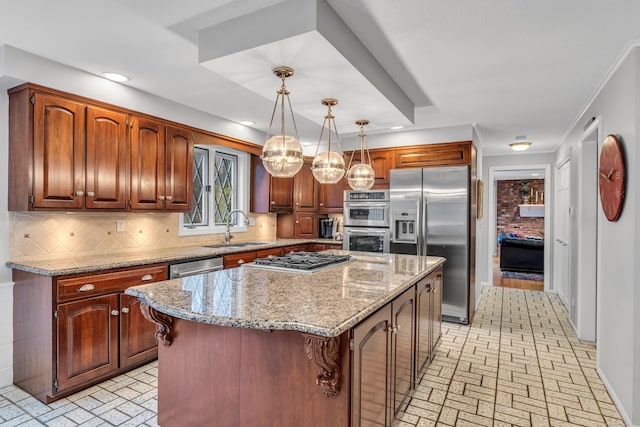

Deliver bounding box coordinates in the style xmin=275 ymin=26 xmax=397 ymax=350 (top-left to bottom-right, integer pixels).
xmin=260 ymin=66 xmax=304 ymax=177
xmin=347 ymin=119 xmax=375 ymax=190
xmin=311 ymin=98 xmax=346 ymax=184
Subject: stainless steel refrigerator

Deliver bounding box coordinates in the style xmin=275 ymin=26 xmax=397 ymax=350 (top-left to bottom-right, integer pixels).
xmin=390 ymin=166 xmax=475 ymax=324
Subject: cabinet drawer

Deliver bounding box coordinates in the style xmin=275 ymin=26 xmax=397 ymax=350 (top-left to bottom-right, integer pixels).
xmin=256 ymin=247 xmax=284 ymax=259
xmin=223 ymin=252 xmax=257 ymax=269
xmin=57 ymin=265 xmax=167 ymax=302
xmin=283 ymin=244 xmax=309 ymax=254
xmin=307 ymin=244 xmax=327 ymax=252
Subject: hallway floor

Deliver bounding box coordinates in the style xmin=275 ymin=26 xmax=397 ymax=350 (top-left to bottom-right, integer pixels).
xmin=0 ymin=288 xmax=624 ymax=426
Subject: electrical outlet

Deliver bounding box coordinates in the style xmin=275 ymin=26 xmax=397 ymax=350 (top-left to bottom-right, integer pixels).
xmin=248 ymin=217 xmax=256 ymax=226
xmin=116 ymin=220 xmax=125 ymax=232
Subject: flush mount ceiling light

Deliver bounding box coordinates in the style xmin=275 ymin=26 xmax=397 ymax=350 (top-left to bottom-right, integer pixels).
xmin=346 ymin=119 xmax=375 ymax=190
xmin=311 ymin=98 xmax=346 ymax=184
xmin=510 ymin=136 xmax=532 ymax=151
xmin=260 ymin=66 xmax=304 ymax=178
xmin=101 ymin=72 xmax=130 ymax=82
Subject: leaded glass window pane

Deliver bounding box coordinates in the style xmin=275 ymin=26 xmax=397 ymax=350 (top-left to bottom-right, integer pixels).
xmin=214 ymin=152 xmax=237 ymax=225
xmin=184 ymin=147 xmax=209 ymax=227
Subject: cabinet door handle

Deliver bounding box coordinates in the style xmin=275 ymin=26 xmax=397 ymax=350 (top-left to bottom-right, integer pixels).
xmin=296 ymin=202 xmax=299 ymax=205
xmin=141 ymin=274 xmax=153 ymax=281
xmin=121 ymin=307 xmax=130 ymax=314
xmin=388 ymin=325 xmax=398 ymax=334
xmin=86 ymin=192 xmax=95 ymax=197
xmin=75 ymin=191 xmax=84 ymax=197
xmin=295 ymin=221 xmax=299 ymax=224
xmin=111 ymin=310 xmax=119 ymax=316
xmin=319 ymin=203 xmax=324 ymax=206
xmin=79 ymin=284 xmax=95 ymax=292
xmin=166 ymin=195 xmax=173 ymax=201
xmin=271 ymin=201 xmax=275 ymax=204
xmin=158 ymin=196 xmax=166 ymax=201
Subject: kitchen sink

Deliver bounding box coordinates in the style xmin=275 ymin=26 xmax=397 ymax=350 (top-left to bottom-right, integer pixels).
xmin=204 ymin=242 xmax=270 ymax=249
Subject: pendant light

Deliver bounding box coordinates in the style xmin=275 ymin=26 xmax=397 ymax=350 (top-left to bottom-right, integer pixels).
xmin=260 ymin=66 xmax=304 ymax=177
xmin=346 ymin=120 xmax=375 ymax=190
xmin=311 ymin=98 xmax=346 ymax=184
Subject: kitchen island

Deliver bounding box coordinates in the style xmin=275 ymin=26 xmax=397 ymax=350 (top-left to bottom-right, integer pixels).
xmin=126 ymin=251 xmax=445 ymax=427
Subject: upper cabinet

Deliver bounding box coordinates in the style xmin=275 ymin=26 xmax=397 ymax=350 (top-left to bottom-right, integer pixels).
xmin=393 ymin=141 xmax=471 ymax=168
xmin=85 ymin=106 xmax=129 ymax=209
xmin=293 ymin=159 xmax=319 ymax=212
xmin=344 ymin=149 xmax=393 ymax=189
xmin=250 ymin=154 xmax=294 ymax=213
xmin=8 ymin=84 xmax=194 ymax=212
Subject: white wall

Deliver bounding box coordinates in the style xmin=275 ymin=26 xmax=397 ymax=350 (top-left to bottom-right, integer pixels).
xmin=0 ymin=46 xmax=268 ymax=388
xmin=557 ymin=46 xmax=638 ymax=425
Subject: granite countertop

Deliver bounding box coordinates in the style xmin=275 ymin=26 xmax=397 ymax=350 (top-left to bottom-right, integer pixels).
xmin=6 ymin=238 xmax=343 ymax=276
xmin=125 ymin=251 xmax=445 ymax=337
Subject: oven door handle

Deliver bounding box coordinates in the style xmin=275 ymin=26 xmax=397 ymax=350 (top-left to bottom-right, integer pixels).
xmin=345 ymin=203 xmax=389 ymax=208
xmin=346 ymin=229 xmax=389 ymax=235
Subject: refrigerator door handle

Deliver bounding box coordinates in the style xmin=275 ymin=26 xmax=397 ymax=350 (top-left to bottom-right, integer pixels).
xmin=422 ymin=197 xmax=428 ymax=256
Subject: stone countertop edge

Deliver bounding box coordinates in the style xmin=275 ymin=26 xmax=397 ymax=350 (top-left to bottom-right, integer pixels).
xmin=5 ymin=238 xmax=343 ymax=277
xmin=125 ymin=256 xmax=446 ymax=338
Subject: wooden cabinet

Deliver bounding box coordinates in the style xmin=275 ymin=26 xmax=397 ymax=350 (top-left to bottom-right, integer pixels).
xmin=393 ymin=141 xmax=471 ymax=168
xmin=294 ymin=213 xmax=320 ymax=238
xmin=250 ymin=155 xmax=294 ymax=213
xmin=307 ymin=243 xmax=327 ymax=252
xmin=294 ymin=160 xmax=320 ymax=211
xmin=130 ymin=119 xmax=194 ymax=211
xmin=85 ymin=106 xmax=129 ymax=209
xmin=414 ymin=267 xmax=443 ymax=384
xmin=8 ymin=84 xmax=194 ymax=212
xmin=256 ymin=247 xmax=284 ymax=258
xmin=351 ymin=286 xmax=415 ymax=426
xmin=57 ymin=294 xmax=119 ymax=392
xmin=344 ymin=149 xmax=393 ymax=189
xmin=12 ymin=264 xmax=167 ymax=403
xmin=319 ymin=180 xmax=345 ymax=213
xmin=223 ymin=251 xmax=257 ymax=269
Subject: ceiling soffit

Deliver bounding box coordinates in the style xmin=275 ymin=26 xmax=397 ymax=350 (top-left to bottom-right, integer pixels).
xmin=197 ymin=0 xmax=417 ymax=132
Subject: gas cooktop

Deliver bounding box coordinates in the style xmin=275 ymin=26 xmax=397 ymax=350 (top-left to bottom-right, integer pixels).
xmin=247 ymin=252 xmax=352 ymax=273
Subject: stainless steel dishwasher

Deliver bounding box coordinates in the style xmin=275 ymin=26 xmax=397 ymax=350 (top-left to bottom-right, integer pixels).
xmin=169 ymin=257 xmax=223 ymax=278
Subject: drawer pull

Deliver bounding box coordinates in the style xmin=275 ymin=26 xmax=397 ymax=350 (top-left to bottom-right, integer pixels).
xmin=237 ymin=259 xmax=245 ymax=265
xmin=111 ymin=310 xmax=119 ymax=316
xmin=79 ymin=284 xmax=95 ymax=292
xmin=141 ymin=274 xmax=154 ymax=281
xmin=121 ymin=307 xmax=130 ymax=314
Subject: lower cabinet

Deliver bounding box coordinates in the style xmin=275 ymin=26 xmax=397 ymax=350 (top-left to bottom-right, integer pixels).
xmin=12 ymin=264 xmax=167 ymax=403
xmin=351 ymin=266 xmax=442 ymax=427
xmin=351 ymin=286 xmax=415 ymax=427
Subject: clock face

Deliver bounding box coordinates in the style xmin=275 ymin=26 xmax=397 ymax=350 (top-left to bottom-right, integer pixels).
xmin=598 ymin=134 xmax=625 ymax=221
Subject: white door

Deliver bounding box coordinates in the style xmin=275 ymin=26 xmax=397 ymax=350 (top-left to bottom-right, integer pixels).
xmin=554 ymin=159 xmax=571 ymax=307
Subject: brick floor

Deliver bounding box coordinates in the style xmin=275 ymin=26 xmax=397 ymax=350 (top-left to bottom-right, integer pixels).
xmin=0 ymin=287 xmax=625 ymax=426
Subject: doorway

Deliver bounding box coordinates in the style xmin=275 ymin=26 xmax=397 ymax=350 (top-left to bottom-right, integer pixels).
xmin=487 ymin=165 xmax=551 ymax=292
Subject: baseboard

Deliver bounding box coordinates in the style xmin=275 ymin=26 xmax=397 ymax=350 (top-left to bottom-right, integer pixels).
xmin=596 ymin=365 xmax=636 ymax=426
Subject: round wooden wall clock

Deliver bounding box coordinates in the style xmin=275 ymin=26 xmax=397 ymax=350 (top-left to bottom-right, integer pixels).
xmin=598 ymin=134 xmax=625 ymax=221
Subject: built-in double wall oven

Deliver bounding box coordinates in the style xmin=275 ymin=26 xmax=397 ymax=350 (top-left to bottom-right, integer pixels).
xmin=342 ymin=190 xmax=391 ymax=253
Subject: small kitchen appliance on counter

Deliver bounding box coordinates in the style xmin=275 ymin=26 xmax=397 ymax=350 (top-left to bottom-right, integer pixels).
xmin=319 ymin=218 xmax=336 ymax=238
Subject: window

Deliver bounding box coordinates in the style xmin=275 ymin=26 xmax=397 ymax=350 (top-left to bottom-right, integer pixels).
xmin=179 ymin=145 xmax=249 ymax=236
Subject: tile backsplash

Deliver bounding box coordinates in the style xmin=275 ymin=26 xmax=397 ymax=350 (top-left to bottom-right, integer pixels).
xmin=9 ymin=211 xmax=277 ymax=261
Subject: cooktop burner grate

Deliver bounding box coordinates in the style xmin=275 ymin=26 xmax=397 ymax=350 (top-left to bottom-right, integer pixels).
xmin=252 ymin=252 xmax=351 ymax=271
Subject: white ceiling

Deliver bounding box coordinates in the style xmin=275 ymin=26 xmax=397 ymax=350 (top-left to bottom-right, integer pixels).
xmin=2 ymin=0 xmax=640 ymax=155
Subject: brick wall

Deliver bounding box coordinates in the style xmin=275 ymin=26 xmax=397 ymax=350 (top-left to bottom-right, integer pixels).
xmin=496 ymin=179 xmax=545 ymax=244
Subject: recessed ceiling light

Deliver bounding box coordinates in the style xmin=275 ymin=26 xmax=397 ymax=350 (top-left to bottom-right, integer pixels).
xmin=239 ymin=120 xmax=255 ymax=126
xmin=389 ymin=126 xmax=404 ymax=130
xmin=102 ymin=72 xmax=130 ymax=82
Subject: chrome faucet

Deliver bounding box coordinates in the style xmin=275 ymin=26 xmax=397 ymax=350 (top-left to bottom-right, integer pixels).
xmin=225 ymin=209 xmax=249 ymax=244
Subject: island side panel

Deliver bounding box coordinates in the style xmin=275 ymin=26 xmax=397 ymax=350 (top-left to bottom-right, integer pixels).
xmin=157 ymin=318 xmax=350 ymax=427
xmin=157 ymin=318 xmax=242 ymax=427
xmin=239 ymin=329 xmax=350 ymax=427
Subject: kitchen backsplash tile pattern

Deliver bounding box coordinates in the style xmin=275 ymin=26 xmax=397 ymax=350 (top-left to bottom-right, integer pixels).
xmin=9 ymin=212 xmax=276 ymax=261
